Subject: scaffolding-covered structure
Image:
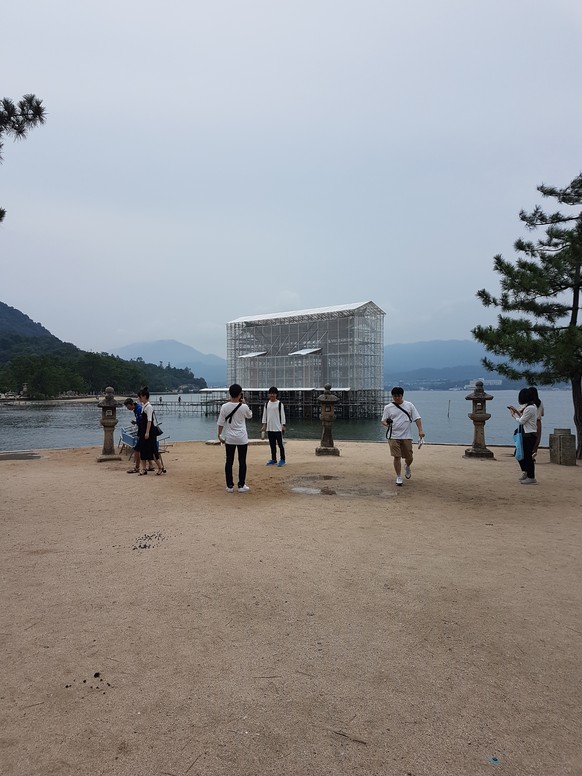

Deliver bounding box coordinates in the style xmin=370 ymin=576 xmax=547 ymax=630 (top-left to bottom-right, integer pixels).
xmin=226 ymin=301 xmax=385 ymax=418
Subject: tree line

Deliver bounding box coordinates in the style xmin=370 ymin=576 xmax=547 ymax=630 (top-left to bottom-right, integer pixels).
xmin=0 ymin=343 xmax=207 ymax=399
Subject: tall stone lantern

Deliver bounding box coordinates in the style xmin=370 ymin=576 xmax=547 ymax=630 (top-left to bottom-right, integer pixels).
xmin=464 ymin=380 xmax=494 ymax=459
xmin=97 ymin=387 xmax=122 ymax=462
xmin=315 ymin=384 xmax=340 ymax=456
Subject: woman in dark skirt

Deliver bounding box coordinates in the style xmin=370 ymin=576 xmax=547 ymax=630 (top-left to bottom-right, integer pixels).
xmin=135 ymin=387 xmax=164 ymax=475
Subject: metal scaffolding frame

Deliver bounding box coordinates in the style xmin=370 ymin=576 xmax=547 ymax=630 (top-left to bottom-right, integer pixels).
xmin=226 ymin=301 xmax=385 ymax=418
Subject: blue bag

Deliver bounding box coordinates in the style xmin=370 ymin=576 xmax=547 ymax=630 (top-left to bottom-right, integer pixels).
xmin=513 ymin=427 xmax=524 ymax=461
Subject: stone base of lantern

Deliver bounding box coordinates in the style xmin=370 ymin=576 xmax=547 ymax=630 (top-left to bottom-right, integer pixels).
xmin=463 ymin=447 xmax=495 ymax=460
xmin=315 ymin=446 xmax=340 ymax=456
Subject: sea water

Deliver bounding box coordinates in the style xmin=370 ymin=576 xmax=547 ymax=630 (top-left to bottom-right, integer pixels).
xmin=0 ymin=390 xmax=576 ymax=452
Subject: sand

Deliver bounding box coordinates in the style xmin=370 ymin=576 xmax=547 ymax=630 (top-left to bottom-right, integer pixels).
xmin=1 ymin=440 xmax=581 ymax=776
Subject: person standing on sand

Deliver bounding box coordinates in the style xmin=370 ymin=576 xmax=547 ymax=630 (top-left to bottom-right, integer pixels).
xmin=381 ymin=386 xmax=425 ymax=487
xmin=124 ymin=397 xmax=144 ymax=473
xmin=217 ymin=384 xmax=253 ymax=493
xmin=508 ymin=387 xmax=538 ymax=485
xmin=261 ymin=386 xmax=287 ymax=466
xmin=136 ymin=387 xmax=165 ymax=476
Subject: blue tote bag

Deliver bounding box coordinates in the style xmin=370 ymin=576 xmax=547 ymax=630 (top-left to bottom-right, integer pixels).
xmin=513 ymin=427 xmax=524 ymax=461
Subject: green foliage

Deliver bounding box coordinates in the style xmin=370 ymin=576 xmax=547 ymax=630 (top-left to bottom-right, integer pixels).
xmin=1 ymin=94 xmax=46 ymax=223
xmin=473 ymin=173 xmax=582 ymax=456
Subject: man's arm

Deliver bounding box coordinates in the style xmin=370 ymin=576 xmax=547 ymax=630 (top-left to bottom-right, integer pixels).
xmin=415 ymin=418 xmax=425 ymax=438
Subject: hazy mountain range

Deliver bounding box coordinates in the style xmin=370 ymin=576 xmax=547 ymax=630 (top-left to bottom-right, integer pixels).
xmin=1 ymin=300 xmax=505 ymax=389
xmin=112 ymin=338 xmax=502 ymax=388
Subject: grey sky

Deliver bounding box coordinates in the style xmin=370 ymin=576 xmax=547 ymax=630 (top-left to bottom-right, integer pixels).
xmin=2 ymin=0 xmax=581 ymax=358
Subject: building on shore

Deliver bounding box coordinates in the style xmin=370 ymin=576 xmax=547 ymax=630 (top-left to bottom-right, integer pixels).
xmin=225 ymin=301 xmax=385 ymax=419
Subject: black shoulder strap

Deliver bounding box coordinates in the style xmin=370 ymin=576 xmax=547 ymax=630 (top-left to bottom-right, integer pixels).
xmin=225 ymin=402 xmax=242 ymax=423
xmin=393 ymin=402 xmax=412 ymax=422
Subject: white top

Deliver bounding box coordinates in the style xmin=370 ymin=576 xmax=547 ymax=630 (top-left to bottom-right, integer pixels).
xmin=381 ymin=400 xmax=421 ymax=440
xmin=217 ymin=401 xmax=253 ymax=444
xmin=515 ymin=404 xmax=537 ymax=434
xmin=142 ymin=401 xmax=154 ymax=422
xmin=261 ymin=400 xmax=286 ymax=432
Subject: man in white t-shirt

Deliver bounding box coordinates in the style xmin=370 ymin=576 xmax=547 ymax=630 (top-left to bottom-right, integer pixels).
xmin=261 ymin=386 xmax=287 ymax=466
xmin=381 ymin=386 xmax=425 ymax=487
xmin=217 ymin=383 xmax=253 ymax=493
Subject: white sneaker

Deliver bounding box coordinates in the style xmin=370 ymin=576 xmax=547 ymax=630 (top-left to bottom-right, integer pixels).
xmin=225 ymin=486 xmax=234 ymax=493
xmin=396 ymin=476 xmax=403 ymax=486
xmin=238 ymin=485 xmax=250 ymax=493
xmin=520 ymin=478 xmax=537 ymax=485
xmin=519 ymin=472 xmax=528 ymax=481
xmin=404 ymin=464 xmax=412 ymax=479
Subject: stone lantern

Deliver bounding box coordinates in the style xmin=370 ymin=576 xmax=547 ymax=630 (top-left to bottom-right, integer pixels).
xmin=316 ymin=384 xmax=340 ymax=456
xmin=97 ymin=386 xmax=122 ymax=462
xmin=464 ymin=380 xmax=494 ymax=459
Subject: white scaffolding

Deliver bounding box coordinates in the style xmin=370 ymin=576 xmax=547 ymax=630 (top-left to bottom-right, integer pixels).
xmin=226 ymin=301 xmax=385 ymax=418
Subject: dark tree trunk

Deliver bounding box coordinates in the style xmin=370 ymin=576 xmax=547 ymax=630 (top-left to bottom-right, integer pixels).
xmin=571 ymin=376 xmax=582 ymax=459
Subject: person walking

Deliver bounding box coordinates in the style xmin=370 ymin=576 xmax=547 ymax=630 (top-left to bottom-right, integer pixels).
xmin=136 ymin=387 xmax=165 ymax=475
xmin=123 ymin=397 xmax=143 ymax=473
xmin=261 ymin=386 xmax=286 ymax=467
xmin=381 ymin=386 xmax=425 ymax=486
xmin=217 ymin=384 xmax=253 ymax=493
xmin=508 ymin=387 xmax=538 ymax=484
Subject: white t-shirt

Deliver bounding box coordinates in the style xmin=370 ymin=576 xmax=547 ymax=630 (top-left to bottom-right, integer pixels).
xmin=261 ymin=400 xmax=286 ymax=432
xmin=381 ymin=400 xmax=420 ymax=440
xmin=218 ymin=401 xmax=253 ymax=444
xmin=517 ymin=404 xmax=537 ymax=434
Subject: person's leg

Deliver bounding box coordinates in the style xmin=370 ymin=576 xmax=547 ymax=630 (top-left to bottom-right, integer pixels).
xmin=401 ymin=439 xmax=414 ymax=479
xmin=389 ymin=440 xmax=402 ymax=475
xmin=237 ymin=444 xmax=248 ymax=488
xmin=276 ymin=432 xmax=285 ymax=462
xmin=522 ymin=435 xmax=536 ymax=480
xmin=267 ymin=431 xmax=277 ymax=462
xmin=225 ymin=444 xmax=236 ymax=489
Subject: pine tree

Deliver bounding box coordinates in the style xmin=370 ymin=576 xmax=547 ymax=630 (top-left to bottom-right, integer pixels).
xmin=0 ymin=94 xmax=46 ymax=223
xmin=473 ymin=173 xmax=582 ymax=458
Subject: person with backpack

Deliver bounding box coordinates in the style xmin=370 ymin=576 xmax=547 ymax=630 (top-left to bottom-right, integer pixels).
xmin=217 ymin=384 xmax=253 ymax=493
xmin=381 ymin=386 xmax=425 ymax=487
xmin=261 ymin=386 xmax=287 ymax=467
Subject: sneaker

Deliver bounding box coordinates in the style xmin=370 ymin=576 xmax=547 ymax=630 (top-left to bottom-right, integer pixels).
xmin=519 ymin=472 xmax=528 ymax=481
xmin=225 ymin=486 xmax=234 ymax=493
xmin=520 ymin=478 xmax=537 ymax=485
xmin=277 ymin=460 xmax=286 ymax=467
xmin=396 ymin=476 xmax=403 ymax=486
xmin=238 ymin=485 xmax=250 ymax=493
xmin=404 ymin=464 xmax=411 ymax=479
xmin=266 ymin=459 xmax=277 ymax=466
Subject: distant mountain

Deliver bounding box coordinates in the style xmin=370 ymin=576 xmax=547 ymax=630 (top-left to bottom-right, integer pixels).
xmin=112 ymin=340 xmax=227 ymax=387
xmin=0 ymin=300 xmax=58 ymax=340
xmin=384 ymin=339 xmax=488 ymax=373
xmin=0 ymin=301 xmax=80 ymax=362
xmin=383 ymin=340 xmax=513 ymax=388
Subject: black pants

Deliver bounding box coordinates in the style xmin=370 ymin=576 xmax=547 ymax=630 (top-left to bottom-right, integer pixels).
xmin=225 ymin=443 xmax=248 ymax=488
xmin=267 ymin=431 xmax=285 ymax=462
xmin=519 ymin=433 xmax=536 ymax=479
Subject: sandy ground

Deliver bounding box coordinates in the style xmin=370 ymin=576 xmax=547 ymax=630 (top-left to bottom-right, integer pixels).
xmin=1 ymin=440 xmax=581 ymax=776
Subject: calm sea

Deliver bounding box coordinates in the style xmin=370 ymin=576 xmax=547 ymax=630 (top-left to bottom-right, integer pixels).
xmin=0 ymin=390 xmax=576 ymax=451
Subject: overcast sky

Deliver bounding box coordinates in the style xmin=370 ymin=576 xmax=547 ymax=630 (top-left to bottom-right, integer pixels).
xmin=2 ymin=0 xmax=581 ymax=358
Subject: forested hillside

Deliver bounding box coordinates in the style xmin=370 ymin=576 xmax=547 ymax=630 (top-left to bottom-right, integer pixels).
xmin=0 ymin=302 xmax=207 ymax=398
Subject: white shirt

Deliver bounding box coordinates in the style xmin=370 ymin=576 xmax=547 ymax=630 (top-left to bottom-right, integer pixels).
xmin=261 ymin=400 xmax=286 ymax=432
xmin=217 ymin=401 xmax=253 ymax=444
xmin=381 ymin=400 xmax=420 ymax=440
